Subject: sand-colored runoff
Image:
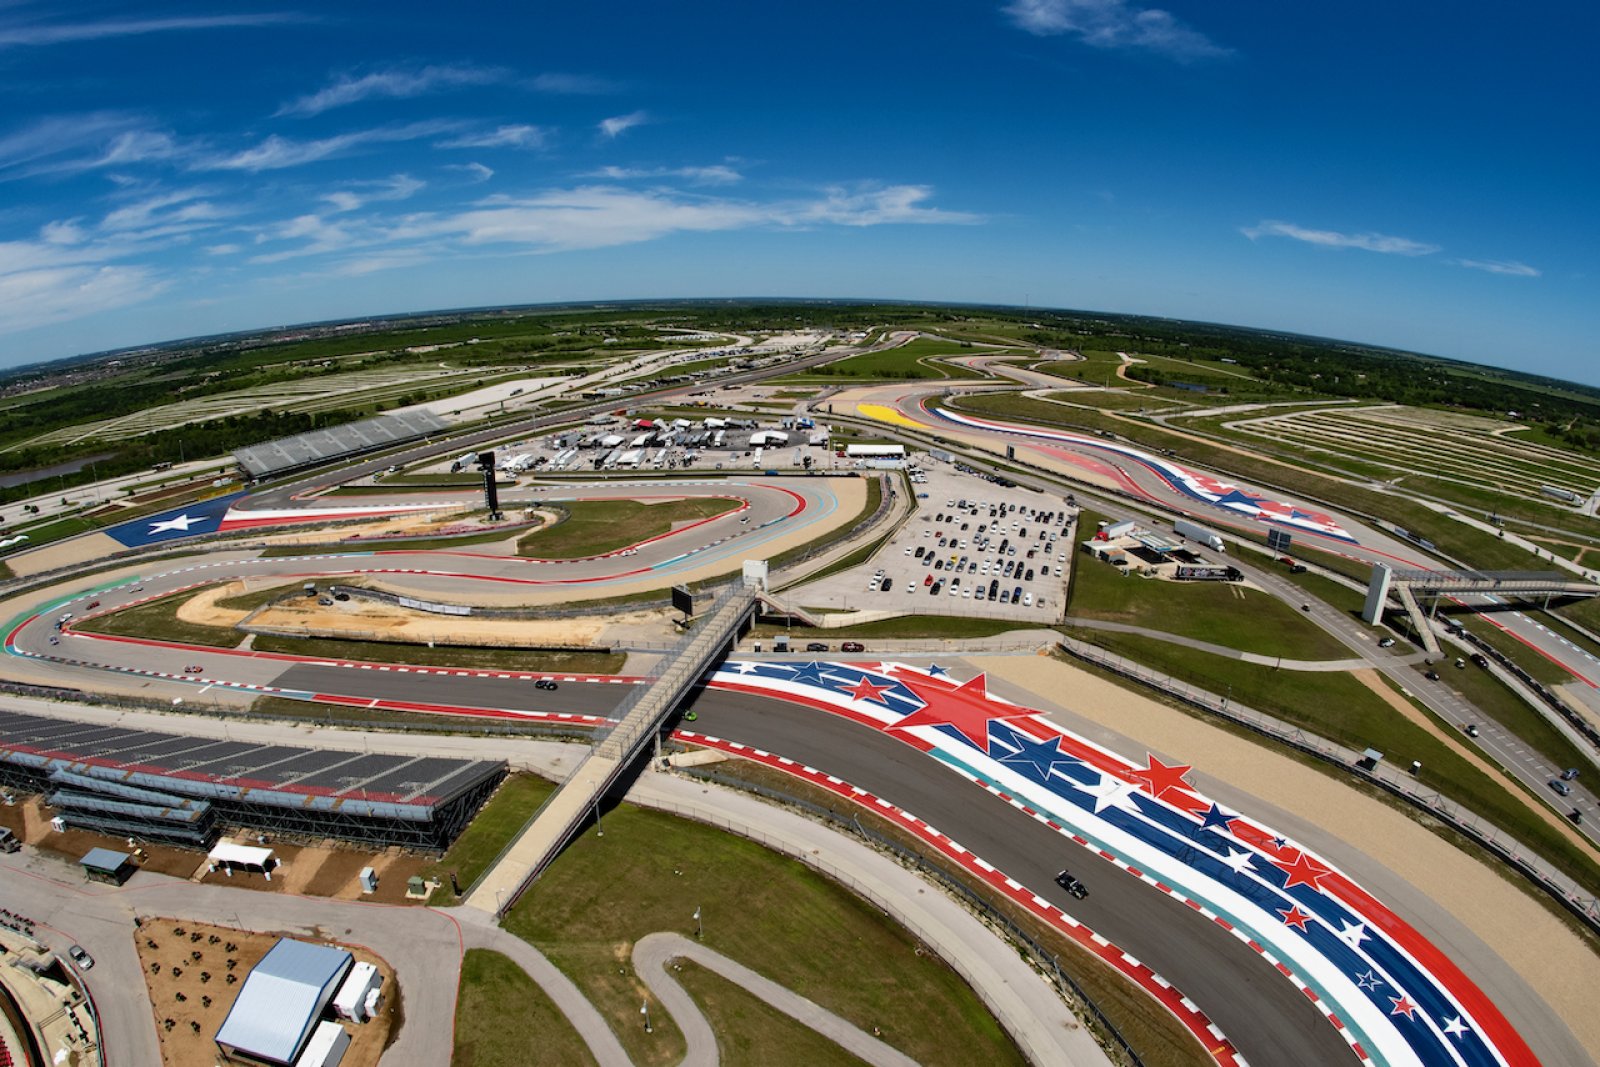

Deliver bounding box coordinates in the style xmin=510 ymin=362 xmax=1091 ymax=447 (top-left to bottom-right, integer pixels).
xmin=1349 ymin=668 xmax=1600 ymax=865
xmin=176 ymin=579 xmax=681 ymax=647
xmin=972 ymin=654 xmax=1600 ymax=1062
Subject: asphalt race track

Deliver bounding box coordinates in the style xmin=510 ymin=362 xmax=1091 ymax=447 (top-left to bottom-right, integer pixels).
xmin=682 ymin=687 xmax=1350 ymax=1067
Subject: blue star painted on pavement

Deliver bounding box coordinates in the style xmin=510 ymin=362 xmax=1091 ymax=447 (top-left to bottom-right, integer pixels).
xmin=785 ymin=661 xmax=833 ymax=686
xmin=1272 ymin=836 xmax=1288 ymax=848
xmin=925 ymin=663 xmax=949 ymax=677
xmin=991 ymin=723 xmax=1076 ymax=783
xmin=1356 ymin=970 xmax=1383 ymax=992
xmin=1199 ymin=803 xmax=1238 ymax=833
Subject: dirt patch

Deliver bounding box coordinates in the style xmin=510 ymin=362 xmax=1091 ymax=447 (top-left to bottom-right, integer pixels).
xmin=6 ymin=796 xmax=205 ymax=878
xmin=134 ymin=918 xmax=396 ymax=1067
xmin=241 ymin=594 xmax=673 ymax=647
xmin=977 ymin=654 xmax=1600 ymax=1061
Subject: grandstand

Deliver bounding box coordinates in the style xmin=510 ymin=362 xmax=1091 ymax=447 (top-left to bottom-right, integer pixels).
xmin=0 ymin=709 xmax=503 ymax=851
xmin=232 ymin=410 xmax=449 ymax=480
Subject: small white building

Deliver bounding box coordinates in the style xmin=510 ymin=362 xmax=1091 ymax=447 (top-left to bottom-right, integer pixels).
xmin=332 ymin=962 xmax=382 ymax=1023
xmin=844 ymin=444 xmax=905 ymax=459
xmin=749 ymin=430 xmax=790 ymax=446
xmin=293 ymin=1020 xmax=350 ymax=1067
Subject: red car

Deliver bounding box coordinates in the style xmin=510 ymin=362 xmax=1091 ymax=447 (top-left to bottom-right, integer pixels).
xmin=840 ymin=641 xmax=865 ymax=653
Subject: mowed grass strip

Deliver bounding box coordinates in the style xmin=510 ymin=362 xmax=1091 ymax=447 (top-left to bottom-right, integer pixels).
xmin=1068 ymin=511 xmax=1351 ymax=660
xmin=672 ymin=961 xmax=873 ymax=1067
xmin=429 ymin=773 xmax=556 ymax=894
xmin=75 ymin=590 xmax=244 ymax=648
xmin=505 ymin=803 xmax=1026 ymax=1067
xmin=1065 ymin=630 xmax=1600 ymax=891
xmin=453 ymin=948 xmax=599 ymax=1067
xmin=517 ymin=497 xmax=740 ymax=559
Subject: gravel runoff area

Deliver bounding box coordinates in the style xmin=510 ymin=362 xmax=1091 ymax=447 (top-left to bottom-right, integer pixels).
xmin=972 ymin=654 xmax=1600 ymax=1066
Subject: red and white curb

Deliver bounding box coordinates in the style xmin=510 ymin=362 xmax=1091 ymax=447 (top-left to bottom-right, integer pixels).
xmin=676 ymin=729 xmax=1247 ymax=1067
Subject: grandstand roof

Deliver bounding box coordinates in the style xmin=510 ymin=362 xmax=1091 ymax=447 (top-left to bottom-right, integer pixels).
xmin=0 ymin=708 xmax=502 ymax=812
xmin=233 ymin=410 xmax=448 ymax=478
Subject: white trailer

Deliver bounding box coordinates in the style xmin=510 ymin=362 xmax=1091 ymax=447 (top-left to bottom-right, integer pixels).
xmin=1173 ymin=518 xmax=1226 ymax=554
xmin=751 ymin=448 xmax=764 ymax=469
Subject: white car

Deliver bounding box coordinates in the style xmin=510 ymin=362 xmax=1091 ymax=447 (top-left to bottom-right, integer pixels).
xmin=1024 ymin=593 xmax=1034 ymax=607
xmin=904 ymin=546 xmax=913 ymax=555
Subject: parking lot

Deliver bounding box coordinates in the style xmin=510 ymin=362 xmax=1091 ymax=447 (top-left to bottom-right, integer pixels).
xmin=790 ymin=455 xmax=1076 ymax=624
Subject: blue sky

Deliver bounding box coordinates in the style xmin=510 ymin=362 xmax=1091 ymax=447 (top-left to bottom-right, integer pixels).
xmin=1 ymin=1 xmax=1595 ymax=383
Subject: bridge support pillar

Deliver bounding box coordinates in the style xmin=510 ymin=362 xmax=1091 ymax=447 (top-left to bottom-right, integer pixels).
xmin=1362 ymin=564 xmax=1393 ymax=624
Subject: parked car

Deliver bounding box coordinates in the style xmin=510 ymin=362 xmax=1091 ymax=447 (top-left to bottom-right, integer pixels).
xmin=1464 ymin=723 xmax=1480 ymax=737
xmin=1561 ymin=767 xmax=1581 ymax=781
xmin=805 ymin=642 xmax=828 ymax=652
xmin=1424 ymin=669 xmax=1440 ymax=680
xmin=68 ymin=945 xmax=93 ymax=970
xmin=1549 ymin=779 xmax=1572 ymax=797
xmin=840 ymin=642 xmax=865 ymax=653
xmin=1378 ymin=637 xmax=1396 ymax=648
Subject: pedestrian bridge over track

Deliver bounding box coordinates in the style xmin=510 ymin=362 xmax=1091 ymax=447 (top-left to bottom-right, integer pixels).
xmin=466 ymin=583 xmax=760 ymax=917
xmin=1363 ymin=565 xmax=1600 ymax=656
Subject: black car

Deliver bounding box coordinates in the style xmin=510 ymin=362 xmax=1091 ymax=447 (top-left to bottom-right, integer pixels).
xmin=1424 ymin=669 xmax=1440 ymax=680
xmin=806 ymin=642 xmax=829 ymax=652
xmin=1054 ymin=871 xmax=1088 ymax=899
xmin=534 ymin=679 xmax=559 ymax=690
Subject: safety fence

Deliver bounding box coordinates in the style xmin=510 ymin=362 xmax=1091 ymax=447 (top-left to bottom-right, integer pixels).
xmin=1055 ymin=636 xmax=1600 ymax=933
xmin=680 ymin=766 xmax=1144 ymax=1067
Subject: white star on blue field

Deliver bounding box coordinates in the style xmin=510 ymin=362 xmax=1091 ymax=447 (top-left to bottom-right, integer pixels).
xmin=0 ymin=1 xmax=1594 ymax=381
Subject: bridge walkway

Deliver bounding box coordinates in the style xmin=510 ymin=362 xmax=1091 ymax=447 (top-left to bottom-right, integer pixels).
xmin=465 ymin=585 xmax=759 ymax=916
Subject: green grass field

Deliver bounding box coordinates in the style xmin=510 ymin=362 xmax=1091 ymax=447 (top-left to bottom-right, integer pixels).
xmin=775 ymin=337 xmax=993 ymax=383
xmin=505 ymin=802 xmax=1026 ymax=1067
xmin=428 ymin=774 xmax=556 ymax=894
xmin=517 ymin=497 xmax=739 ymax=559
xmin=1064 ymin=630 xmax=1600 ymax=891
xmin=1068 ymin=512 xmax=1351 ymax=660
xmin=452 ymin=949 xmax=600 ymax=1067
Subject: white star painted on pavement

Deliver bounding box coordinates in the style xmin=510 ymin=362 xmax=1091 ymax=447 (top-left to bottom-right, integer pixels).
xmin=1218 ymin=848 xmax=1256 ymax=876
xmin=874 ymin=661 xmax=900 ymax=674
xmin=1075 ymin=774 xmax=1142 ymax=814
xmin=148 ymin=513 xmax=203 ymax=534
xmin=1442 ymin=1016 xmax=1470 ymax=1039
xmin=730 ymin=662 xmax=760 ymax=674
xmin=1336 ymin=920 xmax=1371 ymax=950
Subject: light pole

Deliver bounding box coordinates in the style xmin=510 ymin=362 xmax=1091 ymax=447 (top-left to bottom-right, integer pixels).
xmin=693 ymin=905 xmax=702 ymax=939
xmin=641 ymin=999 xmax=652 ymax=1033
xmin=590 ymin=779 xmax=603 ymax=837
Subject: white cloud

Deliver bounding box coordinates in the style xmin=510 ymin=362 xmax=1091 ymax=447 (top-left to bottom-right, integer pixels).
xmin=598 ymin=111 xmax=648 ymax=139
xmin=40 ymin=220 xmax=87 ymax=246
xmin=0 ymin=112 xmax=152 ymax=178
xmin=439 ymin=125 xmax=547 ymax=150
xmin=1454 ymin=257 xmax=1540 ymax=278
xmin=1241 ymin=219 xmax=1439 ymax=256
xmin=100 ymin=189 xmax=226 ymax=234
xmin=321 ymin=174 xmax=425 ymax=213
xmin=205 ymin=243 xmax=241 ymax=256
xmin=277 ymin=64 xmax=504 ymax=118
xmin=1003 ymin=0 xmax=1228 ymax=60
xmin=0 ymin=13 xmax=302 ymax=50
xmin=0 ymin=263 xmax=164 ymax=332
xmin=798 ymin=184 xmax=978 ymax=226
xmin=448 ymin=162 xmax=495 ymax=183
xmin=197 ymin=121 xmax=456 ymax=172
xmin=590 ymin=164 xmax=742 ymax=186
xmin=389 ymin=182 xmax=977 ymax=254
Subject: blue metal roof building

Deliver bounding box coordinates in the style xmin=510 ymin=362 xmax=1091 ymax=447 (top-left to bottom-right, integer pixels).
xmin=215 ymin=938 xmax=353 ymax=1065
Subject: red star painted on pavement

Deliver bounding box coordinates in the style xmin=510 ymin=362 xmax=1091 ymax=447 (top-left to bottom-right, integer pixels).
xmin=840 ymin=675 xmax=895 ymax=705
xmin=1271 ymin=850 xmax=1332 ymax=891
xmin=1277 ymin=905 xmax=1314 ymax=931
xmin=889 ymin=673 xmax=1033 ymax=752
xmin=1130 ymin=755 xmax=1194 ymax=799
xmin=1389 ymin=995 xmax=1418 ymax=1019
